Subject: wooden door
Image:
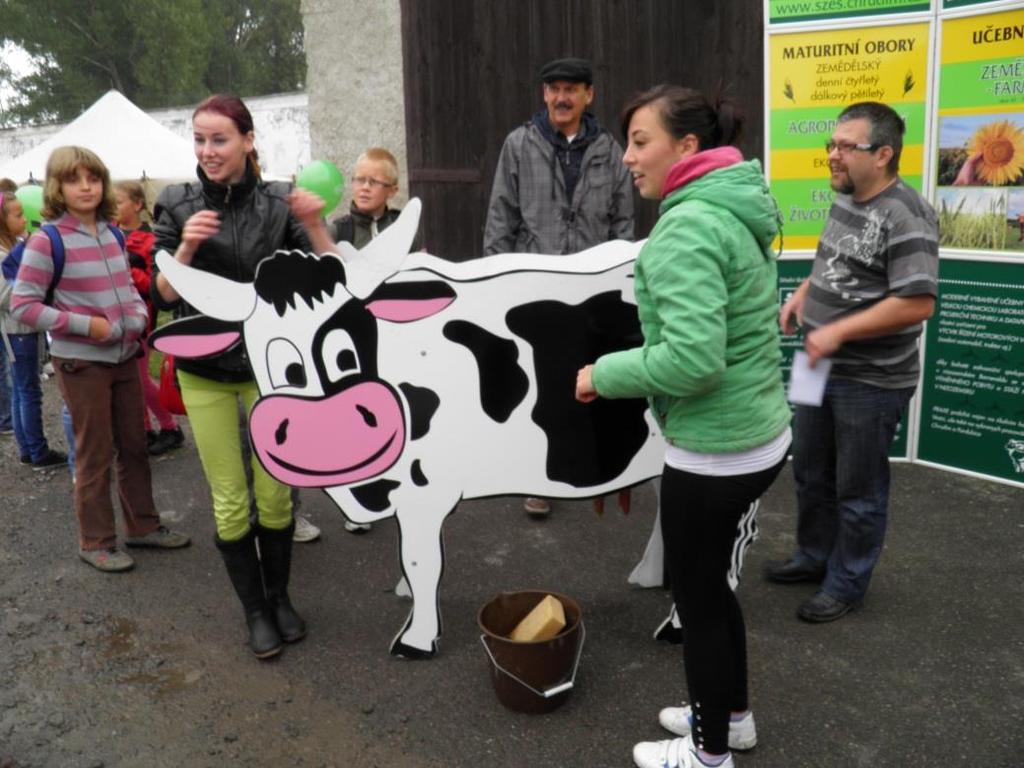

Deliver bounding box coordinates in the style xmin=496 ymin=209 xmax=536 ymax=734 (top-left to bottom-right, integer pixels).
xmin=401 ymin=0 xmax=763 ymax=260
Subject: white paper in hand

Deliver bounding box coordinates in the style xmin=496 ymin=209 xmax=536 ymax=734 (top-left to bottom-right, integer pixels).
xmin=788 ymin=350 xmax=831 ymax=407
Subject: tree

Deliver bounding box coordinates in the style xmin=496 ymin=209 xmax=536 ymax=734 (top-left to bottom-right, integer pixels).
xmin=0 ymin=0 xmax=305 ymax=127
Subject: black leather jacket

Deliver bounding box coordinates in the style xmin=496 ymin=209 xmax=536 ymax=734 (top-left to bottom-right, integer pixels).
xmin=152 ymin=165 xmax=313 ymax=382
xmin=330 ymin=203 xmax=422 ymax=252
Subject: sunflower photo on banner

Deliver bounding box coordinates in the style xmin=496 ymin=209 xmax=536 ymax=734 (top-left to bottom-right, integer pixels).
xmin=935 ymin=7 xmax=1024 ymax=255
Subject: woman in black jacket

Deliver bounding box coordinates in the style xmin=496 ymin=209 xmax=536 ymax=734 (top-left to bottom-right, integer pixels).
xmin=153 ymin=94 xmax=337 ymax=659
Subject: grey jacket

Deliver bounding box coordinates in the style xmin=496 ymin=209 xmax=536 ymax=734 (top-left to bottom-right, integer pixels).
xmin=483 ymin=120 xmax=634 ymax=255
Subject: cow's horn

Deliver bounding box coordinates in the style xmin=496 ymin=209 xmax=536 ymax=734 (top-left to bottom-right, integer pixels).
xmin=155 ymin=250 xmax=257 ymax=321
xmin=342 ymin=198 xmax=422 ymax=298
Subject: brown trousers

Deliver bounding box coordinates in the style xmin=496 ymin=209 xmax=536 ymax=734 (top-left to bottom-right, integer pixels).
xmin=53 ymin=355 xmax=160 ymax=550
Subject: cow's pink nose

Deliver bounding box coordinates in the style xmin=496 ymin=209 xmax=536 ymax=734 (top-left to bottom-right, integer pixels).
xmin=247 ymin=383 xmax=406 ymax=488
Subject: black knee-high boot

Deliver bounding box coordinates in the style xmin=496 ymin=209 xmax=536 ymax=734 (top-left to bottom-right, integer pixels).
xmin=215 ymin=529 xmax=283 ymax=659
xmin=255 ymin=522 xmax=307 ymax=643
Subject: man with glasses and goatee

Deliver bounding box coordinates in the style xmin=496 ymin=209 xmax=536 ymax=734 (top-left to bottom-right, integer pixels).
xmin=764 ymin=101 xmax=938 ymax=623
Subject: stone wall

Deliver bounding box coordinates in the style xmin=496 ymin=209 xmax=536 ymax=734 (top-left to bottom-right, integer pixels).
xmin=300 ymin=0 xmax=408 ymax=217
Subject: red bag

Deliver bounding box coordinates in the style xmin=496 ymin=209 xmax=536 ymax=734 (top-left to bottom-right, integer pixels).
xmin=158 ymin=354 xmax=186 ymax=415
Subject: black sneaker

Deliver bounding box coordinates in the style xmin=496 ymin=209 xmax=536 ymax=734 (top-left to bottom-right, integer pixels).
xmin=164 ymin=427 xmax=185 ymax=449
xmin=146 ymin=430 xmax=159 ymax=450
xmin=149 ymin=427 xmax=185 ymax=456
xmin=32 ymin=449 xmax=68 ymax=470
xmin=653 ymin=606 xmax=684 ymax=645
xmin=763 ymin=558 xmax=826 ymax=584
xmin=20 ymin=454 xmax=32 ymax=464
xmin=797 ymin=591 xmax=861 ymax=623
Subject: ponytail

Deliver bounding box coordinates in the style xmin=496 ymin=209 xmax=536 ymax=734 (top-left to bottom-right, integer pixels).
xmin=622 ymin=84 xmax=744 ymax=150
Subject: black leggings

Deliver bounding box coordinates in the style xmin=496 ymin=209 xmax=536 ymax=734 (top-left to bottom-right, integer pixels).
xmin=660 ymin=457 xmax=786 ymax=754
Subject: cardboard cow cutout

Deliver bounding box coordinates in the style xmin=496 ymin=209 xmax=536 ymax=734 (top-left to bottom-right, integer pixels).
xmin=151 ymin=200 xmax=665 ymax=658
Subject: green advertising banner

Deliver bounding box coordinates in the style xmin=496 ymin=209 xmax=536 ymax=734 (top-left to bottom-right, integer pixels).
xmin=918 ymin=259 xmax=1024 ymax=483
xmin=769 ymin=0 xmax=930 ymax=25
xmin=934 ymin=7 xmax=1024 ymax=254
xmin=768 ymin=22 xmax=930 ymax=250
xmin=942 ymin=0 xmax=1009 ymax=8
xmin=777 ymin=260 xmax=911 ymax=458
xmin=778 ymin=260 xmax=814 ymax=385
xmin=766 ymin=0 xmax=1022 ymax=484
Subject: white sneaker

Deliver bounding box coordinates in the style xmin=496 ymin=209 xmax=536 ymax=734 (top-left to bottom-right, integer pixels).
xmin=659 ymin=705 xmax=756 ymax=751
xmin=344 ymin=520 xmax=372 ymax=534
xmin=633 ymin=735 xmax=734 ymax=768
xmin=292 ymin=515 xmax=321 ymax=542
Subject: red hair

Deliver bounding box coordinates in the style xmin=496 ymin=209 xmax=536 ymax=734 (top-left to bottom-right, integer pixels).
xmin=193 ymin=94 xmax=261 ymax=177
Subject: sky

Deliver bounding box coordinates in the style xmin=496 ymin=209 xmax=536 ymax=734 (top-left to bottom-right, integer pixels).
xmin=1 ymin=43 xmax=36 ymax=115
xmin=1009 ymin=190 xmax=1024 ymax=219
xmin=939 ymin=112 xmax=1024 ymax=149
xmin=937 ymin=186 xmax=1006 ymax=216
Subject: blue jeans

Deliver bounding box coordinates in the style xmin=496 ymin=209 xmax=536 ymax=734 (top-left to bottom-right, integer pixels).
xmin=0 ymin=336 xmax=12 ymax=431
xmin=8 ymin=333 xmax=48 ymax=460
xmin=791 ymin=378 xmax=914 ymax=603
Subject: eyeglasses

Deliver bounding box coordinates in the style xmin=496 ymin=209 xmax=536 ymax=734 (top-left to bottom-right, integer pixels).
xmin=352 ymin=176 xmax=395 ymax=189
xmin=825 ymin=140 xmax=880 ymax=155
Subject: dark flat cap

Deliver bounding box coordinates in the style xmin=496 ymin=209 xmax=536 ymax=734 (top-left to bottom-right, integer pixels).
xmin=540 ymin=57 xmax=593 ymax=85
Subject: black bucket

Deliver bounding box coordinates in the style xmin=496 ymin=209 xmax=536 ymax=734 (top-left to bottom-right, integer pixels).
xmin=477 ymin=590 xmax=585 ymax=714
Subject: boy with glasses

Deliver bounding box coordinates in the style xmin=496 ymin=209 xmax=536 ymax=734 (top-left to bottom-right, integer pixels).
xmin=331 ymin=148 xmax=422 ymax=251
xmin=328 ymin=147 xmax=420 ymax=534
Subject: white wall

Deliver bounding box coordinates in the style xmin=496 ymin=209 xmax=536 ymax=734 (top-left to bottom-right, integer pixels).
xmin=138 ymin=92 xmax=311 ymax=181
xmin=0 ymin=92 xmax=311 ymax=184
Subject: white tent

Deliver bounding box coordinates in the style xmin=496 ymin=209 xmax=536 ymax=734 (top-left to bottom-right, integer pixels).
xmin=0 ymin=90 xmax=196 ymax=184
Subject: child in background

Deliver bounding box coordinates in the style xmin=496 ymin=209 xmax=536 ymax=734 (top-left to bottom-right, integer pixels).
xmin=0 ymin=179 xmax=16 ymax=437
xmin=114 ymin=180 xmax=185 ymax=457
xmin=329 ymin=147 xmax=421 ymax=533
xmin=331 ymin=147 xmax=422 ymax=251
xmin=61 ymin=401 xmax=75 ymax=479
xmin=0 ymin=180 xmax=66 ymax=468
xmin=11 ymin=146 xmax=190 ymax=572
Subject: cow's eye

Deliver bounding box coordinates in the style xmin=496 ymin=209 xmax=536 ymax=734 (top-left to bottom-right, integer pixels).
xmin=336 ymin=349 xmax=357 ymax=372
xmin=322 ymin=328 xmax=360 ymax=382
xmin=267 ymin=338 xmax=306 ymax=390
xmin=285 ymin=363 xmax=306 ymax=387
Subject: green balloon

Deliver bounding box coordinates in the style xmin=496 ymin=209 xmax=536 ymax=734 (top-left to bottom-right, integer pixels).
xmin=296 ymin=160 xmax=344 ymax=215
xmin=15 ymin=185 xmax=44 ymax=233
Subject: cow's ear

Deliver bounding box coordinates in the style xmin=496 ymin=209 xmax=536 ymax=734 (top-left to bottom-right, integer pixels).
xmin=150 ymin=315 xmax=242 ymax=358
xmin=365 ymin=280 xmax=456 ymax=323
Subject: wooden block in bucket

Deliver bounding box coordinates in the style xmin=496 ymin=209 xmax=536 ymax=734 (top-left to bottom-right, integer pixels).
xmin=509 ymin=594 xmax=566 ymax=642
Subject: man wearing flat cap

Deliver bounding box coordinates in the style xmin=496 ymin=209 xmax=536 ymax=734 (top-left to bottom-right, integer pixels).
xmin=484 ymin=57 xmax=634 ymax=257
xmin=484 ymin=57 xmax=634 ymax=517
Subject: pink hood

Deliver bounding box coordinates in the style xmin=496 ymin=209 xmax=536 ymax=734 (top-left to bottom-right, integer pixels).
xmin=662 ymin=146 xmax=744 ymax=198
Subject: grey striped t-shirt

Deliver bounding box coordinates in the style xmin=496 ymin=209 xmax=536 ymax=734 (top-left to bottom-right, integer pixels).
xmin=802 ymin=179 xmax=938 ymax=389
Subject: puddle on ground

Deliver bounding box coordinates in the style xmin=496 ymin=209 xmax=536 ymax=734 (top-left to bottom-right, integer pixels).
xmin=120 ymin=668 xmax=203 ymax=699
xmin=98 ymin=616 xmax=201 ymax=698
xmin=100 ymin=617 xmax=137 ymax=659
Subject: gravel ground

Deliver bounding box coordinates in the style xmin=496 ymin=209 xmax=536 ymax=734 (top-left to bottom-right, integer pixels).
xmin=1 ymin=377 xmax=1022 ymax=767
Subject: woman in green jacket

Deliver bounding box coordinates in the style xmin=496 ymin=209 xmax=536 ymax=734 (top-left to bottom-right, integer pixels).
xmin=576 ymin=85 xmax=791 ymax=768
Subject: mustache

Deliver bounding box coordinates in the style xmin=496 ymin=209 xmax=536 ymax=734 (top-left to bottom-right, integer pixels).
xmin=555 ymin=102 xmax=573 ymax=109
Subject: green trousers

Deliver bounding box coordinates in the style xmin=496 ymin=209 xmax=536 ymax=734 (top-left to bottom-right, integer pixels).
xmin=178 ymin=370 xmax=291 ymax=541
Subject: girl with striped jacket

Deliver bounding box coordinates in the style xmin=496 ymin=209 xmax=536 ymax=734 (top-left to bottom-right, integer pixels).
xmin=11 ymin=146 xmax=190 ymax=572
